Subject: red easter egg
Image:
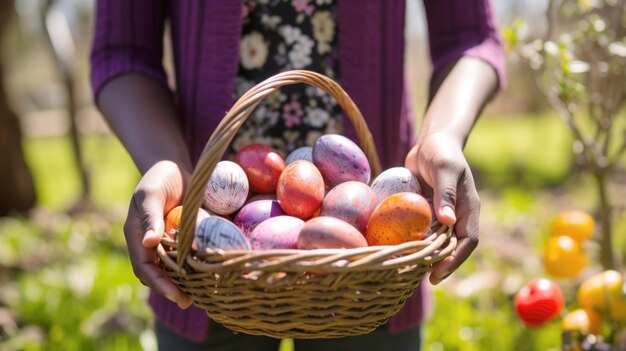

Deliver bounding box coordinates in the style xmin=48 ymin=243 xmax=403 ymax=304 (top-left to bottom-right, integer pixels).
xmin=514 ymin=278 xmax=564 ymax=327
xmin=235 ymin=144 xmax=286 ymax=194
xmin=276 ymin=160 xmax=325 ymax=220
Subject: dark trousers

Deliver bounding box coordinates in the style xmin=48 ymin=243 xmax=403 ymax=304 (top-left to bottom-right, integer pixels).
xmin=156 ymin=320 xmax=422 ymax=351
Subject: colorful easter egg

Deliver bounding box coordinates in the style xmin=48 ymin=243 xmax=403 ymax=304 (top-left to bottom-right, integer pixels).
xmin=320 ymin=181 xmax=378 ymax=233
xmin=203 ymin=160 xmax=249 ymax=216
xmin=235 ymin=144 xmax=286 ymax=194
xmin=247 ymin=216 xmax=304 ymax=250
xmin=164 ymin=206 xmax=211 ymax=240
xmin=312 ymin=134 xmax=370 ymax=187
xmin=285 ymin=146 xmax=313 ymax=165
xmin=233 ymin=199 xmax=286 ymax=234
xmin=514 ymin=278 xmax=564 ymax=328
xmin=164 ymin=206 xmax=183 ymax=239
xmin=298 ymin=216 xmax=367 ymax=250
xmin=365 ymin=192 xmax=432 ymax=246
xmin=370 ymin=167 xmax=421 ymax=201
xmin=276 ymin=160 xmax=325 ymax=220
xmin=194 ymin=216 xmax=251 ymax=253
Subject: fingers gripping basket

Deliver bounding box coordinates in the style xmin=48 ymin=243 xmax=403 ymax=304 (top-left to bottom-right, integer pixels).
xmin=157 ymin=70 xmax=456 ymax=339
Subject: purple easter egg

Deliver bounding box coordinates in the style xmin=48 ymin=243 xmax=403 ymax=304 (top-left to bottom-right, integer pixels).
xmin=233 ymin=199 xmax=286 ymax=234
xmin=247 ymin=215 xmax=304 ymax=250
xmin=312 ymin=134 xmax=371 ymax=187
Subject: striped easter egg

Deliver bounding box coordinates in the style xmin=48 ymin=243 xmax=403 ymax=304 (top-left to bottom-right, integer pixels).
xmin=203 ymin=160 xmax=249 ymax=216
xmin=194 ymin=216 xmax=251 ymax=254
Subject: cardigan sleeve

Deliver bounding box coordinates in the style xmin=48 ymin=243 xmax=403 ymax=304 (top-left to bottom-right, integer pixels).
xmin=90 ymin=0 xmax=169 ymax=101
xmin=423 ymin=0 xmax=507 ymax=88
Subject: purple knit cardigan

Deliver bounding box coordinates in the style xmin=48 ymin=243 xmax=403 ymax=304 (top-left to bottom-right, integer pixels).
xmin=91 ymin=0 xmax=505 ymax=342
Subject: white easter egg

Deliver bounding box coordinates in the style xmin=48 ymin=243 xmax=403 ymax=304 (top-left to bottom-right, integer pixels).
xmin=203 ymin=160 xmax=249 ymax=215
xmin=370 ymin=167 xmax=420 ymax=201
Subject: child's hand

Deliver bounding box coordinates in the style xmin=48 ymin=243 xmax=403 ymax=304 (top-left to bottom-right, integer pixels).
xmin=405 ymin=132 xmax=480 ymax=285
xmin=123 ymin=160 xmax=193 ymax=309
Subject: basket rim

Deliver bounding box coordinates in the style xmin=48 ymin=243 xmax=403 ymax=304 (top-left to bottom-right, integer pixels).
xmin=157 ymin=223 xmax=455 ymax=275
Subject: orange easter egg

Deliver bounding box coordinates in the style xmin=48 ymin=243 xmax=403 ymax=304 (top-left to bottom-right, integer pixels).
xmin=364 ymin=192 xmax=432 ymax=246
xmin=164 ymin=206 xmax=183 ymax=238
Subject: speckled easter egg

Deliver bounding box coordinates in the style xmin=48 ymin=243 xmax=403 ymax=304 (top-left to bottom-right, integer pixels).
xmin=194 ymin=216 xmax=251 ymax=253
xmin=285 ymin=146 xmax=313 ymax=165
xmin=233 ymin=199 xmax=286 ymax=235
xmin=235 ymin=144 xmax=286 ymax=194
xmin=370 ymin=167 xmax=421 ymax=202
xmin=365 ymin=192 xmax=432 ymax=246
xmin=203 ymin=160 xmax=249 ymax=216
xmin=276 ymin=160 xmax=325 ymax=220
xmin=247 ymin=215 xmax=304 ymax=250
xmin=312 ymin=134 xmax=370 ymax=187
xmin=320 ymin=181 xmax=378 ymax=233
xmin=298 ymin=216 xmax=367 ymax=250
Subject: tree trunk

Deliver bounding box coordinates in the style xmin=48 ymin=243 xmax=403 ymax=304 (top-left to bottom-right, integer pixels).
xmin=594 ymin=170 xmax=616 ymax=270
xmin=0 ymin=0 xmax=37 ymax=216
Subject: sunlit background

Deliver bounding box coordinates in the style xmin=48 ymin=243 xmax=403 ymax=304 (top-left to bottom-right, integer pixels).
xmin=1 ymin=0 xmax=625 ymax=350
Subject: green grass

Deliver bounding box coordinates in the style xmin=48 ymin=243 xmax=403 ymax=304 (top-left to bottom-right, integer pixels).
xmin=423 ymin=290 xmax=561 ymax=351
xmin=1 ymin=135 xmax=146 ymax=350
xmin=0 ymin=213 xmax=151 ymax=351
xmin=466 ymin=112 xmax=573 ymax=189
xmin=23 ymin=135 xmax=139 ymax=210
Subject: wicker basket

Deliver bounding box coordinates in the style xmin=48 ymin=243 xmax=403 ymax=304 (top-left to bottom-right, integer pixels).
xmin=156 ymin=70 xmax=456 ymax=339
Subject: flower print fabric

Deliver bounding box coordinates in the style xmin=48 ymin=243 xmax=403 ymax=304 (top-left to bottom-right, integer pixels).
xmin=230 ymin=0 xmax=342 ymax=157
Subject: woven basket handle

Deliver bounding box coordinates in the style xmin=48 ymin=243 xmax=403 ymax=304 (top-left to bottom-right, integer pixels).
xmin=176 ymin=70 xmax=383 ymax=267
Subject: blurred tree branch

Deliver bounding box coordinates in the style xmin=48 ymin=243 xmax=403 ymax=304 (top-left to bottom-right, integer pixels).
xmin=40 ymin=0 xmax=91 ymax=213
xmin=506 ymin=0 xmax=626 ymax=271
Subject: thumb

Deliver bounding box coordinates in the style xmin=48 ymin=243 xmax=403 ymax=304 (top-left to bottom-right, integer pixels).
xmin=133 ymin=190 xmax=166 ymax=248
xmin=433 ymin=172 xmax=458 ymax=226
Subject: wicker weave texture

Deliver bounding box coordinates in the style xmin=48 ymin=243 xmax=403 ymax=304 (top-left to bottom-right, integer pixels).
xmin=157 ymin=70 xmax=456 ymax=339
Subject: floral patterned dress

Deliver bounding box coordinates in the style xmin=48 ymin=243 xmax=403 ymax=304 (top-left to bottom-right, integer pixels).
xmin=230 ymin=0 xmax=342 ymax=157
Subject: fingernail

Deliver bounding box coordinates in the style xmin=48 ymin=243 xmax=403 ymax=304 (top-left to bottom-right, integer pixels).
xmin=142 ymin=229 xmax=156 ymax=245
xmin=438 ymin=270 xmax=453 ymax=282
xmin=178 ymin=297 xmax=193 ymax=309
xmin=164 ymin=294 xmax=177 ymax=304
xmin=442 ymin=206 xmax=456 ymax=222
xmin=440 ymin=271 xmax=452 ymax=280
xmin=431 ymin=270 xmax=453 ymax=285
